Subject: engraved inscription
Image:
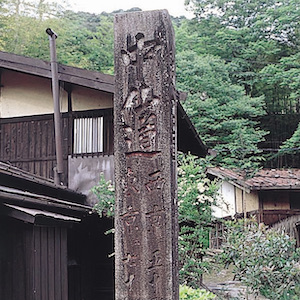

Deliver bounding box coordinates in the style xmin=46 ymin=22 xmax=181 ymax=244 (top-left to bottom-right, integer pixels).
xmin=120 ymin=153 xmax=167 ymax=297
xmin=123 ymin=253 xmax=138 ymax=290
xmin=115 ymin=11 xmax=178 ymax=299
xmin=120 ymin=32 xmax=163 ymax=153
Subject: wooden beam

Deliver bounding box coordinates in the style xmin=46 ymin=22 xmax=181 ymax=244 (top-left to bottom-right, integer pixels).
xmin=0 ymin=51 xmax=114 ymax=93
xmin=0 ymin=186 xmax=91 ymax=217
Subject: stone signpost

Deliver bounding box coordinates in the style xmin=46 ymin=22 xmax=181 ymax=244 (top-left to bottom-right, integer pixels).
xmin=114 ymin=10 xmax=178 ymax=300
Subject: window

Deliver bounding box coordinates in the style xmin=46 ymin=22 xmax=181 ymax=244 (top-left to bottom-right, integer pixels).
xmin=73 ymin=117 xmax=103 ymax=154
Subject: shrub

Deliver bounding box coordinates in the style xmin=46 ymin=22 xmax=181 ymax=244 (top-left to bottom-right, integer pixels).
xmin=178 ymin=153 xmax=219 ymax=287
xmin=179 ymin=285 xmax=216 ymax=300
xmin=218 ymin=218 xmax=300 ymax=299
xmin=92 ymin=173 xmax=115 ymax=217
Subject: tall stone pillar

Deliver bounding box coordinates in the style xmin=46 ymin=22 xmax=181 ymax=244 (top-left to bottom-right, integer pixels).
xmin=114 ymin=10 xmax=178 ymax=300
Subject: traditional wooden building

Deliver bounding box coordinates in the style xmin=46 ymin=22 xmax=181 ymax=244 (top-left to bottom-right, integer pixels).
xmin=208 ymin=167 xmax=300 ymax=224
xmin=0 ymin=50 xmax=206 ymax=205
xmin=0 ymin=50 xmax=206 ymax=299
xmin=0 ymin=162 xmax=114 ymax=300
xmin=208 ymin=167 xmax=300 ymax=247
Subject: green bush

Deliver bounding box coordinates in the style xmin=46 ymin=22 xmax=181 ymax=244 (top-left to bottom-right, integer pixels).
xmin=218 ymin=218 xmax=300 ymax=299
xmin=178 ymin=153 xmax=219 ymax=287
xmin=92 ymin=154 xmax=220 ymax=288
xmin=179 ymin=285 xmax=216 ymax=300
xmin=92 ymin=173 xmax=115 ymax=217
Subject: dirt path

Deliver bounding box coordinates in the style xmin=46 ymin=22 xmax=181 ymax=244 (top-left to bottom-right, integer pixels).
xmin=203 ymin=265 xmax=267 ymax=300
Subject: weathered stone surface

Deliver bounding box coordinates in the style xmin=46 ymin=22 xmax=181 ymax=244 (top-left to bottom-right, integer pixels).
xmin=114 ymin=10 xmax=178 ymax=300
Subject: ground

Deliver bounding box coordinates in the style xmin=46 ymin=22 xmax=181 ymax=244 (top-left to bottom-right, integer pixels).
xmin=203 ymin=263 xmax=267 ymax=300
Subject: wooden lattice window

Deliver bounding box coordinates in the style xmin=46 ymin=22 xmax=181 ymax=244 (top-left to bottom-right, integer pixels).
xmin=73 ymin=117 xmax=103 ymax=154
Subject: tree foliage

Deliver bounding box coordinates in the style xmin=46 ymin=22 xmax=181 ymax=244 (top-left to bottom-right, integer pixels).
xmin=178 ymin=153 xmax=219 ymax=287
xmin=0 ymin=0 xmax=114 ymax=73
xmin=92 ymin=173 xmax=115 ymax=217
xmin=177 ymin=0 xmax=300 ymax=167
xmin=218 ymin=218 xmax=300 ymax=299
xmin=176 ymin=50 xmax=267 ymax=169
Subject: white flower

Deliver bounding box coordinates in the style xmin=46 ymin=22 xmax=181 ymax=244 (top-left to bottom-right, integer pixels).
xmin=197 ymin=182 xmax=206 ymax=193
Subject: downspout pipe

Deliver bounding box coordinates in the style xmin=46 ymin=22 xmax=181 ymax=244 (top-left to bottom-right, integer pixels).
xmin=46 ymin=28 xmax=64 ymax=185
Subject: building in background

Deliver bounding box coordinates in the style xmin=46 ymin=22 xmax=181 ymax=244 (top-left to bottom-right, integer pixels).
xmin=208 ymin=167 xmax=300 ymax=247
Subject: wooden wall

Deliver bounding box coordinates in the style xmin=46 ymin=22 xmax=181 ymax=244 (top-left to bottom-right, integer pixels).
xmin=0 ymin=109 xmax=113 ymax=185
xmin=0 ymin=215 xmax=114 ymax=300
xmin=0 ymin=115 xmax=67 ymax=182
xmin=0 ymin=217 xmax=68 ymax=300
xmin=0 ymin=217 xmax=32 ymax=300
xmin=33 ymin=226 xmax=68 ymax=300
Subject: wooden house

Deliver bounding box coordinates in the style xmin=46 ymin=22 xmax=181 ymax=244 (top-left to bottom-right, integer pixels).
xmin=0 ymin=50 xmax=207 ymax=205
xmin=208 ymin=167 xmax=300 ymax=224
xmin=0 ymin=161 xmax=114 ymax=300
xmin=0 ymin=50 xmax=206 ymax=299
xmin=208 ymin=167 xmax=300 ymax=247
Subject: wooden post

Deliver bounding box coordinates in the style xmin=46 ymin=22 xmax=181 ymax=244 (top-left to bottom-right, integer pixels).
xmin=114 ymin=10 xmax=178 ymax=300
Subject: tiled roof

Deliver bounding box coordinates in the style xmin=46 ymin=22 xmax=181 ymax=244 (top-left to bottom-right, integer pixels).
xmin=207 ymin=167 xmax=300 ymax=190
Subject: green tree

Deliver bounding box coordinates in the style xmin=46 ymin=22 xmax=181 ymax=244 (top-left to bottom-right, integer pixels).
xmin=176 ymin=50 xmax=267 ymax=169
xmin=58 ymin=11 xmax=114 ymax=73
xmin=0 ymin=1 xmax=114 ymax=73
xmin=182 ymin=0 xmax=300 ymax=115
xmin=0 ymin=0 xmax=67 ymax=57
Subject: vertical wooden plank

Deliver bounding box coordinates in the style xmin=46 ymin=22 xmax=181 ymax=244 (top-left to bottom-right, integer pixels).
xmin=10 ymin=123 xmax=17 ymax=163
xmin=48 ymin=228 xmax=55 ymax=300
xmin=12 ymin=227 xmax=26 ymax=300
xmin=40 ymin=120 xmax=48 ymax=178
xmin=41 ymin=227 xmax=49 ymax=300
xmin=25 ymin=226 xmax=34 ymax=300
xmin=63 ymin=117 xmax=69 ymax=185
xmin=102 ymin=111 xmax=113 ymax=155
xmin=108 ymin=114 xmax=114 ymax=155
xmin=0 ymin=249 xmax=2 ymax=299
xmin=22 ymin=121 xmax=30 ymax=172
xmin=54 ymin=227 xmax=62 ymax=300
xmin=47 ymin=119 xmax=52 ymax=180
xmin=49 ymin=118 xmax=56 ymax=180
xmin=2 ymin=220 xmax=13 ymax=300
xmin=3 ymin=123 xmax=10 ymax=161
xmin=29 ymin=120 xmax=36 ymax=175
xmin=16 ymin=122 xmax=23 ymax=170
xmin=61 ymin=228 xmax=68 ymax=300
xmin=2 ymin=123 xmax=11 ymax=160
xmin=4 ymin=123 xmax=11 ymax=161
xmin=34 ymin=226 xmax=41 ymax=300
xmin=35 ymin=121 xmax=42 ymax=176
xmin=16 ymin=122 xmax=22 ymax=159
xmin=68 ymin=112 xmax=73 ymax=155
xmin=1 ymin=122 xmax=5 ymax=159
xmin=103 ymin=115 xmax=109 ymax=155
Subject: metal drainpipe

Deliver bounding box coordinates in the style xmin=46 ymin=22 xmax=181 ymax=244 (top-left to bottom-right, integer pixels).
xmin=46 ymin=28 xmax=64 ymax=185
